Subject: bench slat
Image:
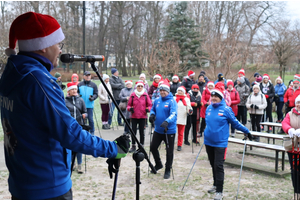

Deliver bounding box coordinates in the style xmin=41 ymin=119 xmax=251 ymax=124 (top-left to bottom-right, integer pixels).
xmin=235 ymin=131 xmax=284 ymax=140
xmin=228 ymin=138 xmax=285 ymax=151
xmin=260 ymin=122 xmax=282 ymax=127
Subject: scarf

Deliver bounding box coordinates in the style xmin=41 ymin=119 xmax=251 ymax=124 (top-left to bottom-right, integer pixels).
xmin=152 ymin=81 xmax=159 ymax=88
xmin=134 ymin=89 xmax=144 ymax=98
xmin=175 ymin=94 xmax=187 ymax=106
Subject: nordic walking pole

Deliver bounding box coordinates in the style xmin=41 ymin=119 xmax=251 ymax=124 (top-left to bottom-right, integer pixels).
xmin=111 ymin=159 xmax=121 ymax=200
xmin=182 ymin=142 xmax=204 ymax=191
xmin=236 ymin=136 xmax=248 ymax=200
xmin=148 ymin=124 xmax=153 ymax=177
xmin=93 ymin=108 xmax=102 ymax=138
xmin=85 ymin=154 xmax=87 ymax=173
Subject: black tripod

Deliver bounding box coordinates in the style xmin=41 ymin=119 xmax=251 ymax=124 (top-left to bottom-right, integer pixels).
xmin=61 ymin=54 xmax=156 ymax=200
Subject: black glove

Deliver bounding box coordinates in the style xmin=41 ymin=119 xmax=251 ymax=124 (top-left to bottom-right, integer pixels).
xmin=114 ymin=135 xmax=131 ymax=158
xmin=61 ymin=84 xmax=66 ymax=90
xmin=146 ymin=108 xmax=150 ymax=113
xmin=254 ymin=105 xmax=259 ymax=109
xmin=243 ymin=132 xmax=253 ymax=141
xmin=160 ymin=121 xmax=169 ymax=132
xmin=130 ymin=107 xmax=134 ymax=113
xmin=106 ymin=158 xmax=120 ymax=179
xmin=89 ymin=95 xmax=94 ymax=101
xmin=149 ymin=114 xmax=156 ymax=124
xmin=250 ymin=104 xmax=254 ymax=108
xmin=205 ymin=103 xmax=209 ymax=107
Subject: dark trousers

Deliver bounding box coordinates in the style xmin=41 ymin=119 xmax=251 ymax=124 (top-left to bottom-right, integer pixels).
xmin=288 ymin=152 xmax=300 ymax=193
xmin=206 ymin=145 xmax=227 ymax=193
xmin=100 ymin=104 xmax=109 ymax=122
xmin=124 ymin=118 xmax=131 ymax=134
xmin=87 ymin=108 xmax=94 ymax=135
xmin=184 ymin=115 xmax=197 ymax=142
xmin=250 ymin=114 xmax=262 ymax=132
xmin=150 ymin=131 xmax=175 ymax=169
xmin=12 ymin=189 xmax=72 ymax=200
xmin=108 ymin=100 xmax=122 ymax=125
xmin=200 ymin=117 xmax=206 ymax=134
xmin=237 ymin=106 xmax=247 ymax=125
xmin=265 ymin=101 xmax=273 ymax=122
xmin=131 ymin=118 xmax=146 ymax=145
xmin=276 ymin=102 xmax=284 ymax=121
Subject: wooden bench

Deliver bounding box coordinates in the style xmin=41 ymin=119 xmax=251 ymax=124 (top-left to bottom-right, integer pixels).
xmin=228 ymin=137 xmax=286 ymax=172
xmin=260 ymin=122 xmax=283 ymax=143
xmin=236 ymin=130 xmax=284 ymax=145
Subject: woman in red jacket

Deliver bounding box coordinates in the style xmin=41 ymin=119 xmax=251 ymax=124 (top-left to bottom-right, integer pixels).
xmin=127 ymin=80 xmax=152 ymax=152
xmin=226 ymin=80 xmax=241 ymax=137
xmin=282 ymin=94 xmax=300 ymax=199
xmin=199 ymin=81 xmax=215 ymax=137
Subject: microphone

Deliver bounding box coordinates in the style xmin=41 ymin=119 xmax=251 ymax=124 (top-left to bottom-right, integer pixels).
xmin=60 ymin=54 xmax=105 ymax=63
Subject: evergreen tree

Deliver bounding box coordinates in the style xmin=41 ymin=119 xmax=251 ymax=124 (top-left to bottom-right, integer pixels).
xmin=164 ymin=1 xmax=204 ymax=72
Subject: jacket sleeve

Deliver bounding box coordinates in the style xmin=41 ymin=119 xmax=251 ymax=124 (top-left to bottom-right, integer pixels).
xmin=245 ymin=95 xmax=251 ymax=109
xmin=110 ymin=77 xmax=122 ymax=90
xmin=150 ymin=99 xmax=156 ymax=116
xmin=186 ymin=98 xmax=192 ymax=113
xmin=282 ymin=113 xmax=291 ymax=133
xmin=268 ymin=84 xmax=275 ymax=98
xmin=258 ymin=95 xmax=268 ymax=110
xmin=231 ymin=91 xmax=240 ymax=105
xmin=91 ymin=82 xmax=98 ymax=100
xmin=284 ymin=89 xmax=289 ymax=103
xmin=278 ymin=85 xmax=286 ymax=96
xmin=165 ymin=99 xmax=177 ymax=124
xmin=243 ymin=85 xmax=250 ymax=97
xmin=30 ymin=72 xmax=117 ymax=158
xmin=119 ymin=89 xmax=128 ymax=102
xmin=146 ymin=94 xmax=152 ymax=110
xmin=225 ymin=107 xmax=249 ymax=133
xmin=98 ymin=84 xmax=106 ymax=101
xmin=201 ymin=90 xmax=207 ymax=104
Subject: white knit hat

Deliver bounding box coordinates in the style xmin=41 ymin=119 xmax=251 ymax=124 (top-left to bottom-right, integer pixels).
xmin=211 ymin=89 xmax=224 ymax=99
xmin=253 ymin=84 xmax=260 ymax=91
xmin=139 ymin=73 xmax=146 ymax=79
xmin=102 ymin=74 xmax=109 ymax=81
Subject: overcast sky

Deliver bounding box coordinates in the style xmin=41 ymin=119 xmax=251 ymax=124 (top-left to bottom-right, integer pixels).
xmin=286 ymin=1 xmax=300 ymax=21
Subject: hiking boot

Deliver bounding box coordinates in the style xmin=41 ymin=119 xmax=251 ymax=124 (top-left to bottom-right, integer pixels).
xmin=214 ymin=192 xmax=223 ymax=200
xmin=150 ymin=162 xmax=163 ymax=174
xmin=231 ymin=132 xmax=235 ymax=138
xmin=192 ymin=140 xmax=199 ymax=144
xmin=102 ymin=125 xmax=106 ymax=129
xmin=77 ymin=164 xmax=83 ymax=174
xmin=254 ymin=136 xmax=260 ymax=142
xmin=177 ymin=146 xmax=182 ymax=151
xmin=163 ymin=168 xmax=171 ymax=179
xmin=118 ymin=122 xmax=124 ymax=126
xmin=184 ymin=141 xmax=190 ymax=146
xmin=208 ymin=186 xmax=216 ymax=193
xmin=105 ymin=124 xmax=111 ymax=129
xmin=129 ymin=145 xmax=136 ymax=153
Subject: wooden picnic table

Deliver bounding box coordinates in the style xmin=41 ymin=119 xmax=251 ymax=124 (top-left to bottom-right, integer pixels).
xmin=228 ymin=137 xmax=286 ymax=172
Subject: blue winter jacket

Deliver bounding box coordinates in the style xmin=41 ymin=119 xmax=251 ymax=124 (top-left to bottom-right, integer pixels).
xmin=204 ymin=99 xmax=249 ymax=148
xmin=274 ymin=83 xmax=287 ymax=102
xmin=0 ymin=54 xmax=117 ymax=200
xmin=78 ymin=80 xmax=98 ymax=108
xmin=150 ymin=93 xmax=177 ymax=134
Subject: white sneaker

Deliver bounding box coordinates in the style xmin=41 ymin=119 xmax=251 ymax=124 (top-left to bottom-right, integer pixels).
xmin=208 ymin=186 xmax=216 ymax=193
xmin=214 ymin=192 xmax=223 ymax=200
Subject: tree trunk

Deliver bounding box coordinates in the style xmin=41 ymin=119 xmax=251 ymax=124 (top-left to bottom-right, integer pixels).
xmin=279 ymin=63 xmax=283 ymax=79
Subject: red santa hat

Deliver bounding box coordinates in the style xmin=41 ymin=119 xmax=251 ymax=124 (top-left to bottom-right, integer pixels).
xmin=177 ymin=86 xmax=186 ymax=94
xmin=207 ymin=81 xmax=215 ymax=88
xmin=238 ymin=68 xmax=245 ymax=76
xmin=188 ymin=70 xmax=195 ymax=77
xmin=125 ymin=80 xmax=133 ymax=86
xmin=5 ymin=12 xmax=65 ymax=56
xmin=263 ymin=73 xmax=270 ymax=80
xmin=294 ymin=74 xmax=300 ymax=80
xmin=227 ymin=79 xmax=234 ymax=87
xmin=172 ymin=75 xmax=180 ymax=81
xmin=211 ymin=89 xmax=224 ymax=99
xmin=295 ymin=95 xmax=300 ymax=104
xmin=153 ymin=74 xmax=162 ymax=80
xmin=135 ymin=80 xmax=144 ymax=87
xmin=67 ymin=82 xmax=77 ymax=92
xmin=275 ymin=76 xmax=283 ymax=83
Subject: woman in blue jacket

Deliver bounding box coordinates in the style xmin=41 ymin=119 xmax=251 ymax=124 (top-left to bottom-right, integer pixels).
xmin=274 ymin=76 xmax=287 ymax=122
xmin=204 ymin=89 xmax=252 ymax=200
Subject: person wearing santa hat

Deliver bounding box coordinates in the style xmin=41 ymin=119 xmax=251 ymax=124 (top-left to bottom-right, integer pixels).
xmin=259 ymin=73 xmax=275 ymax=132
xmin=170 ymin=74 xmax=181 ymax=96
xmin=274 ymin=76 xmax=286 ymax=123
xmin=234 ymin=68 xmax=250 ymax=88
xmin=199 ymin=81 xmax=215 ymax=137
xmin=127 ymin=80 xmax=152 ymax=152
xmin=134 ymin=73 xmax=149 ymax=92
xmin=149 ymin=80 xmax=177 ymax=179
xmin=284 ymin=79 xmax=300 ymax=115
xmin=65 ymin=82 xmax=88 ymax=174
xmin=148 ymin=74 xmax=163 ymax=99
xmin=98 ymin=74 xmax=113 ymax=130
xmin=0 ymin=12 xmax=130 ymax=200
xmin=294 ymin=74 xmax=300 ymax=81
xmin=282 ymin=94 xmax=300 ymax=199
xmin=119 ymin=80 xmax=134 ymax=135
xmin=174 ymin=86 xmax=192 ymax=151
xmin=204 ymin=88 xmax=252 ymax=200
xmin=181 ymin=70 xmax=196 ymax=93
xmin=226 ymin=80 xmax=240 ymax=137
xmin=109 ymin=68 xmax=125 ymax=126
xmin=235 ymin=76 xmax=250 ymax=127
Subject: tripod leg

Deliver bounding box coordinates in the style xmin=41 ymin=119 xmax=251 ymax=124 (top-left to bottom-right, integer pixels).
xmin=236 ymin=140 xmax=247 ymax=200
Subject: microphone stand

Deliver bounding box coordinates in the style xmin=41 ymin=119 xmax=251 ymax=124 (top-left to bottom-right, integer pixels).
xmin=81 ymin=59 xmax=157 ymax=200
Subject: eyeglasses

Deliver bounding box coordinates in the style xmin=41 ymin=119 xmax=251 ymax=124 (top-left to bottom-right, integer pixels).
xmin=58 ymin=42 xmax=64 ymax=50
xmin=137 ymin=86 xmax=143 ymax=88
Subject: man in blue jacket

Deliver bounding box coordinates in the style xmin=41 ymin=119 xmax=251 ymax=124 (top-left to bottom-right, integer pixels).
xmin=78 ymin=71 xmax=98 ymax=135
xmin=149 ymin=80 xmax=177 ymax=179
xmin=0 ymin=12 xmax=130 ymax=200
xmin=204 ymin=89 xmax=252 ymax=200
